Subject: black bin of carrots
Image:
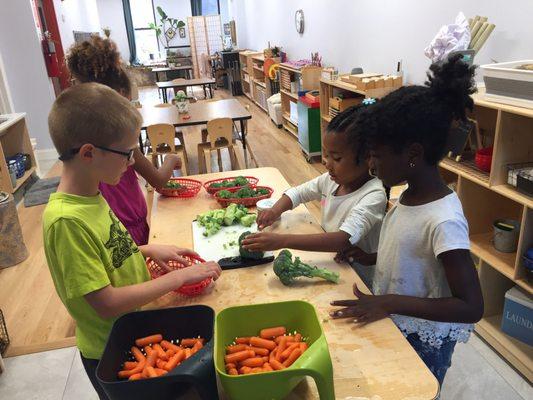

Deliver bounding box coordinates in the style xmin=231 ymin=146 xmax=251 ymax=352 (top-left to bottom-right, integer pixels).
xmin=96 ymin=305 xmax=218 ymax=400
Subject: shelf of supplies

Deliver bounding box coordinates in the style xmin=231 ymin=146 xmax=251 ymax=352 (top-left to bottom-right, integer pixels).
xmin=320 ymin=78 xmax=366 ymax=96
xmin=252 ymin=54 xmax=264 ymax=62
xmin=321 ymin=114 xmax=332 ymax=123
xmin=475 ymin=315 xmax=533 ymax=382
xmin=492 ymin=184 xmax=533 ymax=209
xmin=283 ymin=113 xmax=298 ymax=127
xmin=253 ymin=79 xmax=266 ymax=88
xmin=280 ymin=89 xmax=298 ymax=101
xmin=253 ymin=65 xmax=264 ymax=73
xmin=279 ymin=63 xmax=303 ymax=74
xmin=470 ymin=232 xmax=516 ymax=280
xmin=440 ymin=158 xmax=490 ymax=188
xmin=13 ymin=166 xmax=36 ymax=192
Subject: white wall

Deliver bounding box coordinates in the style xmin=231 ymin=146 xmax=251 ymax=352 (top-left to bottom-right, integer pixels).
xmin=54 ymin=0 xmax=101 ymax=54
xmin=96 ymin=0 xmax=131 ymax=62
xmin=154 ymin=0 xmax=192 ymax=48
xmin=229 ymin=0 xmax=533 ymax=84
xmin=0 ymin=0 xmax=56 ymax=150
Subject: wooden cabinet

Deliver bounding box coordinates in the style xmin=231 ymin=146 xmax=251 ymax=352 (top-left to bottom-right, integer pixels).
xmin=0 ymin=114 xmax=36 ymax=194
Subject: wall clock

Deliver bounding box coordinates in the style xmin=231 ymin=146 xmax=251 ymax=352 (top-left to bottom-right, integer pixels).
xmin=295 ymin=9 xmax=304 ymax=34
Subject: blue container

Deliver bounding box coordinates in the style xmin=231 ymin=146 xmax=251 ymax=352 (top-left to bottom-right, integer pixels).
xmin=501 ymin=287 xmax=533 ymax=346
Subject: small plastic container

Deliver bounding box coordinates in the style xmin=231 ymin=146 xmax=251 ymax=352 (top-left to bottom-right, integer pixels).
xmin=256 ymin=198 xmax=276 ymax=213
xmin=475 ymin=147 xmax=493 ymax=173
xmin=493 ymin=219 xmax=520 ymax=253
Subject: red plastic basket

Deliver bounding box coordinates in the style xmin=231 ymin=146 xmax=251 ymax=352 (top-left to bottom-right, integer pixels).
xmin=203 ymin=176 xmax=259 ymax=195
xmin=146 ymin=255 xmax=211 ymax=296
xmin=214 ymin=186 xmax=273 ymax=207
xmin=156 ymin=178 xmax=203 ymax=198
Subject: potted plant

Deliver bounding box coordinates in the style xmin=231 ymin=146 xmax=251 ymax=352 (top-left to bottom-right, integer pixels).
xmin=148 ymin=7 xmax=186 ymax=58
xmin=174 ymin=90 xmax=188 ymax=113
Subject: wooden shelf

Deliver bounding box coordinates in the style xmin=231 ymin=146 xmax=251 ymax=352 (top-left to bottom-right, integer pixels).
xmin=243 ymin=91 xmax=252 ymax=100
xmin=283 ymin=113 xmax=298 ymax=127
xmin=279 ymin=63 xmax=302 ymax=74
xmin=440 ymin=158 xmax=490 ymax=188
xmin=13 ymin=166 xmax=36 ymax=192
xmin=252 ymin=54 xmax=264 ymax=63
xmin=492 ymin=184 xmax=533 ymax=209
xmin=473 ymin=88 xmax=533 ymax=119
xmin=253 ymin=79 xmax=266 ymax=88
xmin=476 ymin=315 xmax=533 ymax=382
xmin=320 ymin=78 xmax=366 ymax=96
xmin=283 ymin=122 xmax=298 ymax=139
xmin=254 ymin=101 xmax=268 ymax=113
xmin=242 ymin=70 xmax=249 ymax=75
xmin=515 ymin=278 xmax=533 ymax=294
xmin=253 ymin=65 xmax=264 ymax=73
xmin=280 ymin=89 xmax=298 ymax=101
xmin=321 ymin=114 xmax=332 ymax=123
xmin=470 ymin=232 xmax=516 ymax=279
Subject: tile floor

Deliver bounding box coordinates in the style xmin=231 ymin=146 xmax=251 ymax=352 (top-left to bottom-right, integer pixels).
xmin=0 ymin=333 xmax=531 ymax=399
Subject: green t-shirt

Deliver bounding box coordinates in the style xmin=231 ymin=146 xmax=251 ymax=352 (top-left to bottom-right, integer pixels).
xmin=43 ymin=192 xmax=150 ymax=359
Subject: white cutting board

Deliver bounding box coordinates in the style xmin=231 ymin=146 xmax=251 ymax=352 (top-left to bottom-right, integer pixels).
xmin=192 ymin=221 xmax=273 ymax=261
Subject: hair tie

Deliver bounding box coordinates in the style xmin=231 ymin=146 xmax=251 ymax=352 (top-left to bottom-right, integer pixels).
xmin=362 ymin=98 xmax=377 ymax=106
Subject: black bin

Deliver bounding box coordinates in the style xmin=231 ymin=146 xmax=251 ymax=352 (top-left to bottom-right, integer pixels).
xmin=96 ymin=305 xmax=218 ymax=400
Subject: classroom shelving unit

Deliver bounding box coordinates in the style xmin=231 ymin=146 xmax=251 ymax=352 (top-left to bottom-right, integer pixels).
xmin=239 ymin=50 xmax=261 ymax=102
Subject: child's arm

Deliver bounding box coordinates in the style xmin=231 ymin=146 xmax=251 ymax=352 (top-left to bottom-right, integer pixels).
xmin=331 ymin=249 xmax=484 ymax=324
xmin=132 ymin=148 xmax=181 ymax=189
xmin=334 ymin=246 xmax=377 ymax=265
xmin=85 ymin=261 xmax=221 ymax=319
xmin=257 ymin=194 xmax=293 ymax=229
xmin=243 ymin=231 xmax=351 ymax=252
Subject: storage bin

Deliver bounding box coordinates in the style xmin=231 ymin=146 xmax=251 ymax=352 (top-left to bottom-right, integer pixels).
xmin=481 ymin=60 xmax=533 ymax=108
xmin=289 ymin=101 xmax=298 ymax=125
xmin=501 ymin=287 xmax=533 ymax=346
xmin=507 ymin=162 xmax=533 ymax=196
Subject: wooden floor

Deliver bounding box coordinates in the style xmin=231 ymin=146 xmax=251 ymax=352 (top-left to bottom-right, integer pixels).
xmin=0 ymin=86 xmax=326 ymax=357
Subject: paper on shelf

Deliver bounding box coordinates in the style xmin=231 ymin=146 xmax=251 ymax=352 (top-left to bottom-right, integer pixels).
xmin=424 ymin=12 xmax=471 ymax=63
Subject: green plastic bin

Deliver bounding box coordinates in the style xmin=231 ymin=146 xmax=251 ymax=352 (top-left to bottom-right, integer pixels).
xmin=215 ymin=300 xmax=334 ymax=400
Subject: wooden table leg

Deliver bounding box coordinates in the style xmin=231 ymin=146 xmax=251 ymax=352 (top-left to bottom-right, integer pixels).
xmin=240 ymin=119 xmax=248 ymax=168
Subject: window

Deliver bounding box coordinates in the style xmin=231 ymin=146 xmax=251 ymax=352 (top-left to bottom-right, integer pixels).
xmin=130 ymin=0 xmax=159 ymax=63
xmin=190 ymin=0 xmax=220 ymax=16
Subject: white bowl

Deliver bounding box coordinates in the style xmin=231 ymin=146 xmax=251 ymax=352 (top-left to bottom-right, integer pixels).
xmin=256 ymin=198 xmax=277 ymax=213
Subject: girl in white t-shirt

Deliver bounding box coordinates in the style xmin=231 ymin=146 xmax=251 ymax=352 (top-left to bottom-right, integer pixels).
xmin=242 ymin=104 xmax=387 ymax=287
xmin=330 ymin=55 xmax=484 ymax=387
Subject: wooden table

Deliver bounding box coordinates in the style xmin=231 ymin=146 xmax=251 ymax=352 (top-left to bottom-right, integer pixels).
xmin=147 ymin=167 xmax=439 ymax=400
xmin=157 ymin=78 xmax=216 ymax=102
xmin=139 ymin=99 xmax=252 ymax=167
xmin=152 ymin=66 xmax=193 ymax=81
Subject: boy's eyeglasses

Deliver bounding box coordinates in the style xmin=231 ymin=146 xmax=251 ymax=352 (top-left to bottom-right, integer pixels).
xmin=59 ymin=145 xmax=135 ymax=162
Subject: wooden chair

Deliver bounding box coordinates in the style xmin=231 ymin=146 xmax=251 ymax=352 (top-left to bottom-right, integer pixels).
xmin=146 ymin=123 xmax=188 ymax=175
xmin=197 ymin=118 xmax=240 ymax=174
xmin=153 ymin=103 xmax=185 ymax=147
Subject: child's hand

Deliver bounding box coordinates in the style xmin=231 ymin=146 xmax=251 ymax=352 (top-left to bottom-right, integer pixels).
xmin=241 ymin=232 xmax=285 ymax=251
xmin=173 ymin=261 xmax=222 ymax=287
xmin=329 ymin=284 xmax=390 ymax=324
xmin=163 ymin=154 xmax=182 ymax=170
xmin=257 ymin=209 xmax=280 ymax=230
xmin=335 ymin=246 xmax=377 ymax=266
xmin=142 ymin=244 xmax=200 ymax=272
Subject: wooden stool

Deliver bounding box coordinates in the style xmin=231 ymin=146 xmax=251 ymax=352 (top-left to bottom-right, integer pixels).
xmin=154 ymin=103 xmax=185 ymax=146
xmin=146 ymin=123 xmax=189 ymax=176
xmin=197 ymin=118 xmax=240 ymax=174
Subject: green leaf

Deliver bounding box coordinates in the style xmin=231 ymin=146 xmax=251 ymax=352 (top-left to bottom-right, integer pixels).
xmin=156 ymin=6 xmax=167 ymax=20
xmin=177 ymin=20 xmax=185 ymax=28
xmin=148 ymin=22 xmax=156 ymax=29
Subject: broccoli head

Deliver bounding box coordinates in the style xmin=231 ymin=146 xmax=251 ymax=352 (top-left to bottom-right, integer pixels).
xmin=233 ymin=176 xmax=249 ymax=186
xmin=239 ymin=213 xmax=257 ymax=227
xmin=273 ymin=249 xmax=339 ymax=286
xmin=238 ymin=231 xmax=265 ymax=260
xmin=218 ymin=190 xmax=233 ymax=199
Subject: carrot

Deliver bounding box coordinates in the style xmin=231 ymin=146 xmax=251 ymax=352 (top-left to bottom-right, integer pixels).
xmin=269 ymin=348 xmax=278 ymax=363
xmin=118 ymin=360 xmax=145 ymax=378
xmin=184 ymin=348 xmax=192 ymax=359
xmin=274 ymin=335 xmax=296 ymax=345
xmin=155 ymin=368 xmax=168 ymax=376
xmin=128 ymin=373 xmax=142 ymax=381
xmin=260 ymin=326 xmax=286 ymax=339
xmin=135 ymin=334 xmax=163 ymax=348
xmin=299 ymin=342 xmax=308 ymax=352
xmin=269 ymin=359 xmax=286 ymax=371
xmin=165 ymin=349 xmax=175 ymax=359
xmin=145 ymin=366 xmax=158 ymax=378
xmin=249 ymin=337 xmax=276 ymax=351
xmin=226 ymin=344 xmax=248 ymax=354
xmin=235 ymin=337 xmax=251 ymax=344
xmin=248 ymin=346 xmax=269 ymax=356
xmin=280 ymin=343 xmax=299 ymax=359
xmin=164 ymin=349 xmax=185 ymax=371
xmin=153 ymin=343 xmax=168 ymax=360
xmin=156 ymin=359 xmax=167 ymax=370
xmin=239 ymin=357 xmax=264 ymax=368
xmin=160 ymin=340 xmax=180 ymax=353
xmin=263 ymin=362 xmax=273 ymax=371
xmin=191 ymin=340 xmax=203 ymax=354
xmin=277 ymin=337 xmax=288 ymax=362
xmin=123 ymin=361 xmax=138 ymax=370
xmin=250 ymin=367 xmax=263 ymax=373
xmin=144 ymin=346 xmax=154 ymax=356
xmin=283 ymin=348 xmax=302 ymax=367
xmin=225 ymin=363 xmax=236 ymax=372
xmin=142 ymin=367 xmax=150 ymax=378
xmin=294 ymin=333 xmax=302 ymax=342
xmin=228 ymin=368 xmax=238 ymax=375
xmin=180 ymin=338 xmax=198 ymax=347
xmin=225 ymin=350 xmax=255 ymax=364
xmin=145 ymin=350 xmax=158 ymax=368
xmin=239 ymin=366 xmax=252 ymax=374
xmin=131 ymin=346 xmax=146 ymax=362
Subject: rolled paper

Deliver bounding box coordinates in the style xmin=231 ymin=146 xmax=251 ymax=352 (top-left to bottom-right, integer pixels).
xmin=473 ymin=23 xmax=495 ymax=53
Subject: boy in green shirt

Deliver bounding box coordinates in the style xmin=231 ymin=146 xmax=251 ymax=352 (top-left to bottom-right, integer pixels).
xmin=43 ymin=83 xmax=221 ymax=399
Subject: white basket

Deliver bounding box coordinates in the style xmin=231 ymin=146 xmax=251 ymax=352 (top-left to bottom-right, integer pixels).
xmin=481 ymin=60 xmax=533 ymax=108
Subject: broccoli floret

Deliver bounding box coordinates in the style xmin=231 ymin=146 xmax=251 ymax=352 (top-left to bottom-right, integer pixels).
xmin=233 ymin=176 xmax=248 ymax=186
xmin=239 ymin=231 xmax=264 ymax=260
xmin=240 ymin=214 xmax=257 ymax=227
xmin=223 ymin=203 xmax=238 ymax=226
xmin=256 ymin=188 xmax=269 ymax=196
xmin=273 ymin=249 xmax=339 ymax=286
xmin=235 ymin=187 xmax=255 ymax=198
xmin=218 ymin=190 xmax=233 ymax=199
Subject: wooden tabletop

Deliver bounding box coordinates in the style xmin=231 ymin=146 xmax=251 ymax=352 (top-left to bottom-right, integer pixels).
xmin=156 ymin=78 xmax=216 ymax=89
xmin=147 ymin=167 xmax=439 ymax=400
xmin=152 ymin=66 xmax=193 ymax=72
xmin=139 ymin=99 xmax=251 ymax=128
